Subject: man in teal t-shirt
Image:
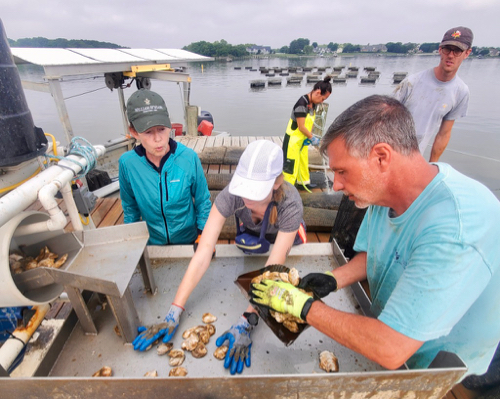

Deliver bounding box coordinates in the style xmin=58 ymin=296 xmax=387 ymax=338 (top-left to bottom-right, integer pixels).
xmin=250 ymin=95 xmax=500 ymax=378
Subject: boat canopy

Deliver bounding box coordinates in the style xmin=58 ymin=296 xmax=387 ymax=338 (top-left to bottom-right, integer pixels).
xmin=10 ymin=48 xmax=214 ymax=143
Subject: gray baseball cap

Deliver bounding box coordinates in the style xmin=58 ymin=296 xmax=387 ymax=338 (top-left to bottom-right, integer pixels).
xmin=126 ymin=89 xmax=171 ymax=133
xmin=440 ymin=26 xmax=474 ymax=51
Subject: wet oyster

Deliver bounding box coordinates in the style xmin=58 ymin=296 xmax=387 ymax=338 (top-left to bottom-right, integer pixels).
xmin=169 ymin=367 xmax=188 ymax=377
xmin=181 ymin=332 xmax=199 ymax=351
xmin=202 ymin=313 xmax=217 ymax=324
xmin=213 ymin=345 xmax=228 ymax=360
xmin=182 ymin=326 xmax=197 ymax=339
xmin=168 ymin=349 xmax=185 ymax=366
xmin=206 ymin=324 xmax=216 ymax=336
xmin=319 ymin=351 xmax=339 ymax=373
xmin=288 ymin=267 xmax=300 ymax=286
xmin=197 ymin=328 xmax=210 ymax=344
xmin=282 ymin=320 xmax=299 ymax=333
xmin=157 ymin=343 xmax=173 ymax=356
xmin=144 ymin=370 xmax=158 ymax=377
xmin=192 ymin=342 xmax=208 ymax=358
xmin=92 ymin=366 xmax=112 ymax=377
xmin=54 ymin=253 xmax=68 ymax=269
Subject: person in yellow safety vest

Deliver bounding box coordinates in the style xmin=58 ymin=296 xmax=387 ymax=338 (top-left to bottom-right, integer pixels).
xmin=282 ymin=76 xmax=332 ymax=190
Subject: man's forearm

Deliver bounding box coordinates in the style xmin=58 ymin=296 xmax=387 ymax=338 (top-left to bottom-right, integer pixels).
xmin=333 ymin=252 xmax=367 ymax=290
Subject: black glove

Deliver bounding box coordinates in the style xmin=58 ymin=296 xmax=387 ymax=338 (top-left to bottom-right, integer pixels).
xmin=298 ymin=271 xmax=338 ymax=298
xmin=193 ymin=230 xmax=215 ymax=258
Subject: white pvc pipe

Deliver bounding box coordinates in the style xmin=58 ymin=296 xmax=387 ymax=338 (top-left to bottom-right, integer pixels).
xmin=0 ymin=304 xmax=50 ymax=372
xmin=0 ymin=145 xmax=105 ymax=228
xmin=61 ymin=181 xmax=84 ymax=231
xmin=12 ymin=181 xmax=67 ymax=237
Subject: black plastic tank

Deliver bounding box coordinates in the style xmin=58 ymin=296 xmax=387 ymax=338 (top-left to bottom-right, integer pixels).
xmin=197 ymin=110 xmax=214 ymax=128
xmin=0 ymin=18 xmax=47 ymax=167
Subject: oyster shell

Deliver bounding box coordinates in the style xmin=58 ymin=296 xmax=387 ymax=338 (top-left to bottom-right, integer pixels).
xmin=288 ymin=268 xmax=300 ymax=286
xmin=168 ymin=349 xmax=185 ymax=366
xmin=319 ymin=351 xmax=339 ymax=373
xmin=157 ymin=343 xmax=173 ymax=356
xmin=54 ymin=253 xmax=68 ymax=269
xmin=206 ymin=324 xmax=216 ymax=336
xmin=169 ymin=367 xmax=188 ymax=377
xmin=182 ymin=326 xmax=197 ymax=339
xmin=198 ymin=329 xmax=211 ymax=344
xmin=202 ymin=313 xmax=217 ymax=324
xmin=213 ymin=345 xmax=228 ymax=360
xmin=192 ymin=342 xmax=208 ymax=358
xmin=38 ymin=258 xmax=55 ymax=268
xmin=144 ymin=370 xmax=158 ymax=377
xmin=92 ymin=366 xmax=112 ymax=377
xmin=282 ymin=320 xmax=299 ymax=333
xmin=181 ymin=333 xmax=199 ymax=351
xmin=279 ymin=272 xmax=290 ymax=283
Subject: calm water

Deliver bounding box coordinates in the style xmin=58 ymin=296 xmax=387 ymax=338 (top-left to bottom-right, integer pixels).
xmin=18 ymin=55 xmax=500 ymax=197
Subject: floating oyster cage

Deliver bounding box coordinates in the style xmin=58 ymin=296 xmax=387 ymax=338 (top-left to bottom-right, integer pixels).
xmin=235 ymin=264 xmax=321 ymax=346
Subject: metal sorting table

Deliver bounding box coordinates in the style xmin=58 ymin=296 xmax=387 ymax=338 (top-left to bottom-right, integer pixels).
xmin=5 ymin=243 xmax=466 ymax=398
xmin=12 ymin=221 xmax=155 ymax=343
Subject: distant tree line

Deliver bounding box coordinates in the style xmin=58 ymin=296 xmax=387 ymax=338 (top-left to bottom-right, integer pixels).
xmin=183 ymin=40 xmax=248 ymax=57
xmin=8 ymin=37 xmax=125 ymax=48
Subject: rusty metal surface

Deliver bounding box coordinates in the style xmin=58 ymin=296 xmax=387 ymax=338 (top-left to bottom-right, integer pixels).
xmin=4 ymin=244 xmax=467 ymax=397
xmin=3 ymin=367 xmax=465 ymax=399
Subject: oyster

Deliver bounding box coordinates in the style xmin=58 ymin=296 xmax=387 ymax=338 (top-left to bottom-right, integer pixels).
xmin=169 ymin=367 xmax=188 ymax=377
xmin=144 ymin=370 xmax=158 ymax=377
xmin=182 ymin=326 xmax=197 ymax=339
xmin=168 ymin=349 xmax=185 ymax=366
xmin=192 ymin=342 xmax=208 ymax=358
xmin=157 ymin=343 xmax=173 ymax=356
xmin=92 ymin=366 xmax=112 ymax=377
xmin=114 ymin=325 xmax=122 ymax=337
xmin=54 ymin=253 xmax=68 ymax=269
xmin=206 ymin=324 xmax=216 ymax=336
xmin=213 ymin=345 xmax=228 ymax=360
xmin=38 ymin=258 xmax=55 ymax=268
xmin=198 ymin=328 xmax=210 ymax=344
xmin=288 ymin=267 xmax=300 ymax=286
xmin=202 ymin=313 xmax=217 ymax=324
xmin=279 ymin=272 xmax=290 ymax=283
xmin=282 ymin=320 xmax=299 ymax=333
xmin=319 ymin=351 xmax=339 ymax=373
xmin=181 ymin=333 xmax=199 ymax=351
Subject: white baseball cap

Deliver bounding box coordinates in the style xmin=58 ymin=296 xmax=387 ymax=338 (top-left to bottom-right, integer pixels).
xmin=229 ymin=140 xmax=283 ymax=201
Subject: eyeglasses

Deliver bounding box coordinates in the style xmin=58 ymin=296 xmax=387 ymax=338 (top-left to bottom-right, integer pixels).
xmin=441 ymin=46 xmax=464 ymax=57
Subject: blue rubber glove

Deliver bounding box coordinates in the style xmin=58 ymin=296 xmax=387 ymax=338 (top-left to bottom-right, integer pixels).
xmin=303 ymin=138 xmax=312 ymax=146
xmin=310 ymin=135 xmax=321 ymax=146
xmin=215 ymin=315 xmax=256 ymax=375
xmin=132 ymin=304 xmax=183 ymax=351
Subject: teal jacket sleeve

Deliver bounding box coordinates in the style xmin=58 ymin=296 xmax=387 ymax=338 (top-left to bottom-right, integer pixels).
xmin=119 ymin=155 xmax=141 ymax=224
xmin=191 ymin=154 xmax=211 ymax=231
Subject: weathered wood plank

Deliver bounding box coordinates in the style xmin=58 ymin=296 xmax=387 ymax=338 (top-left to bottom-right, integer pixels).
xmin=90 ymin=198 xmax=118 ymax=227
xmin=98 ymin=200 xmax=124 ymax=228
xmin=193 ymin=137 xmax=206 ymax=153
xmin=205 ymin=136 xmax=216 ymax=148
xmin=240 ymin=136 xmax=249 ymax=147
xmin=208 ymin=164 xmax=220 ymax=174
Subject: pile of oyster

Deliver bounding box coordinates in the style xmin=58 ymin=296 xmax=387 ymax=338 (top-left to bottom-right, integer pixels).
xmin=9 ymin=246 xmax=68 ymax=275
xmin=251 ymin=267 xmax=313 ymax=333
xmin=155 ymin=312 xmax=218 ymax=377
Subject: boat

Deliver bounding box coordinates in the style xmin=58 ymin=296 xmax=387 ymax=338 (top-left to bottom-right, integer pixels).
xmin=0 ymin=20 xmax=470 ymax=398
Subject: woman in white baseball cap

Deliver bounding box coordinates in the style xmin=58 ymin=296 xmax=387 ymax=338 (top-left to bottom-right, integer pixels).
xmin=132 ymin=140 xmax=306 ymax=375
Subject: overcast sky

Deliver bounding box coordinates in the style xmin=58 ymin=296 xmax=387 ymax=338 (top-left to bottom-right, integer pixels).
xmin=2 ymin=0 xmax=499 ymax=49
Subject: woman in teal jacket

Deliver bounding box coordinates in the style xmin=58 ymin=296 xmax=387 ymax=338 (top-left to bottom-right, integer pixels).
xmin=119 ymin=89 xmax=211 ymax=245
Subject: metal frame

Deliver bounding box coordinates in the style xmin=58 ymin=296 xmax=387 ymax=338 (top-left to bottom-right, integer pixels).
xmin=12 ymin=48 xmax=212 ymax=144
